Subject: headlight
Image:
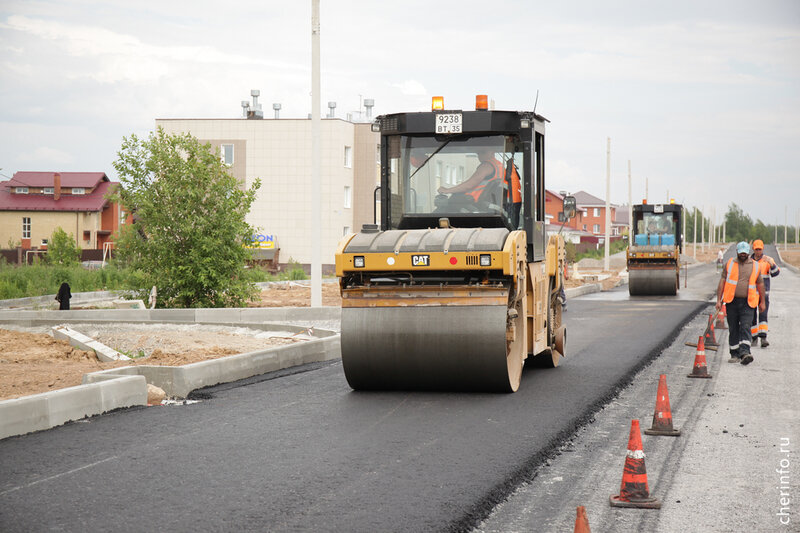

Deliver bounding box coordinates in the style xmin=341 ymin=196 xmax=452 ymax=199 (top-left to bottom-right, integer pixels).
xmin=354 ymin=256 xmax=365 ymax=268
xmin=480 ymin=254 xmax=491 ymax=267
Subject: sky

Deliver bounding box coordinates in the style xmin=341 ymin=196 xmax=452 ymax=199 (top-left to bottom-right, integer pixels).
xmin=1 ymin=0 xmax=799 ymax=226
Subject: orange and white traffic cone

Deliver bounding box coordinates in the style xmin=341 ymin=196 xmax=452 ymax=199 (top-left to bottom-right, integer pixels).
xmin=687 ymin=335 xmax=713 ymax=379
xmin=610 ymin=420 xmax=662 ymax=509
xmin=715 ymin=305 xmax=727 ymax=330
xmin=703 ymin=314 xmax=718 ymax=347
xmin=574 ymin=505 xmax=591 ymax=532
xmin=645 ymin=374 xmax=681 ymax=436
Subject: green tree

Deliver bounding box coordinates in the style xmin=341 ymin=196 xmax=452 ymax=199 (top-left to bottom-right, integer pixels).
xmin=111 ymin=128 xmax=262 ymax=308
xmin=47 ymin=227 xmax=81 ymax=266
xmin=724 ymin=203 xmax=753 ymax=243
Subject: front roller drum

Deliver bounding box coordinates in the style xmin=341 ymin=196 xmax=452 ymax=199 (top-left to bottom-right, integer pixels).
xmin=341 ymin=305 xmax=520 ymax=392
xmin=628 ymin=267 xmax=678 ymax=296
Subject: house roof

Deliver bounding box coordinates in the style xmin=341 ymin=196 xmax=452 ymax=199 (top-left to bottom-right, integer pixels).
xmin=572 ymin=190 xmax=606 ymax=206
xmin=7 ymin=171 xmax=108 ymax=189
xmin=0 ymin=181 xmax=117 ymax=212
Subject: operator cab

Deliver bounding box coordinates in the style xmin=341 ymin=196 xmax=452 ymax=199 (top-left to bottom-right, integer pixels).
xmin=631 ymin=202 xmax=683 ymax=250
xmin=373 ymin=95 xmax=551 ymax=260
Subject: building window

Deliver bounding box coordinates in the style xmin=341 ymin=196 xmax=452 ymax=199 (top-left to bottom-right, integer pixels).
xmin=593 ymin=224 xmax=600 ymax=233
xmin=72 ymin=187 xmax=85 ymax=195
xmin=44 ymin=187 xmax=54 ymax=194
xmin=344 ymin=146 xmax=352 ymax=168
xmin=83 ymin=230 xmax=91 ymax=241
xmin=582 ymin=224 xmax=587 ymax=231
xmin=593 ymin=207 xmax=600 ymax=217
xmin=41 ymin=239 xmax=48 ymax=246
xmin=15 ymin=187 xmax=29 ymax=194
xmin=343 ymin=186 xmax=352 ymax=208
xmin=376 ymin=145 xmax=381 ymax=164
xmin=22 ymin=217 xmax=31 ymax=238
xmin=221 ymin=144 xmax=234 ymax=166
xmin=343 ymin=226 xmax=350 ymax=236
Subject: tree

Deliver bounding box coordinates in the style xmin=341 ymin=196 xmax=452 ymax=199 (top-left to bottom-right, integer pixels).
xmin=724 ymin=203 xmax=753 ymax=243
xmin=111 ymin=128 xmax=262 ymax=308
xmin=47 ymin=227 xmax=81 ymax=266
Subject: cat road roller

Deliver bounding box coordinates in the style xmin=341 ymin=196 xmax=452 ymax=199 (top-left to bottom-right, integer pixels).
xmin=335 ymin=95 xmax=570 ymax=392
xmin=627 ymin=201 xmax=683 ymax=296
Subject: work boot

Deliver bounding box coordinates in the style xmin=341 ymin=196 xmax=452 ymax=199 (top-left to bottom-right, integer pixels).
xmin=728 ymin=355 xmax=741 ymax=363
xmin=740 ymin=354 xmax=754 ymax=365
xmin=761 ymin=338 xmax=769 ymax=348
xmin=751 ymin=339 xmax=758 ymax=347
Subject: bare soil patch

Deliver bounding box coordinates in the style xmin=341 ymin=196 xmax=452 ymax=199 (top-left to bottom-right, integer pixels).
xmin=0 ymin=323 xmax=307 ymax=401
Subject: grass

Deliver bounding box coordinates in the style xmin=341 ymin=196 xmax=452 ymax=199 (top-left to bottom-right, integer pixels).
xmin=573 ymin=239 xmax=629 ymax=262
xmin=0 ymin=259 xmax=309 ymax=300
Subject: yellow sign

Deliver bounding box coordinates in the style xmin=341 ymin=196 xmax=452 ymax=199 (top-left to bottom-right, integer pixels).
xmin=245 ymin=233 xmax=276 ymax=249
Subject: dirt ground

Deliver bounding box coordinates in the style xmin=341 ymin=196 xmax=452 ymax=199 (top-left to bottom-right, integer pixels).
xmin=0 ymin=282 xmax=325 ymax=401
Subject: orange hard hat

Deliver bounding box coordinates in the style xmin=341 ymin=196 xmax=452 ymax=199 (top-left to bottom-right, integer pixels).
xmin=753 ymin=239 xmax=764 ymax=250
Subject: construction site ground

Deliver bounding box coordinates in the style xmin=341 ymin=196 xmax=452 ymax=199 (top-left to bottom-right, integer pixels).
xmin=4 ymin=245 xmax=797 ymax=404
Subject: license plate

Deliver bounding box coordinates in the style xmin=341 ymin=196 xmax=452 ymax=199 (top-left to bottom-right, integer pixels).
xmin=654 ymin=204 xmax=664 ymax=213
xmin=435 ymin=113 xmax=462 ymax=134
xmin=411 ymin=254 xmax=430 ymax=266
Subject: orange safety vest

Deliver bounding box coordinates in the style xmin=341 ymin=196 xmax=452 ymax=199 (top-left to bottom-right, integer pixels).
xmin=467 ymin=159 xmax=521 ymax=203
xmin=722 ymin=257 xmax=759 ymax=307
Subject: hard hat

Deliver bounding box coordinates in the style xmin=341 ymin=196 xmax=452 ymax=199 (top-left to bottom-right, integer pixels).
xmin=752 ymin=239 xmax=764 ymax=250
xmin=737 ymin=241 xmax=750 ymax=254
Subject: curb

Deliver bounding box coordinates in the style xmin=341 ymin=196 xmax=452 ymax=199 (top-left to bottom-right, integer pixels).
xmin=0 ymin=308 xmax=341 ymax=441
xmin=775 ymin=247 xmax=799 ymax=274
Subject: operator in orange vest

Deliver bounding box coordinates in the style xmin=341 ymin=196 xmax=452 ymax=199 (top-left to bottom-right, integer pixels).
xmin=715 ymin=241 xmax=766 ymax=365
xmin=749 ymin=239 xmax=780 ymax=348
xmin=438 ymin=147 xmax=522 ymax=226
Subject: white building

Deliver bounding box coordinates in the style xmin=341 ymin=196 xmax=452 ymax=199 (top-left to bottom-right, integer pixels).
xmin=156 ymin=97 xmax=379 ymax=270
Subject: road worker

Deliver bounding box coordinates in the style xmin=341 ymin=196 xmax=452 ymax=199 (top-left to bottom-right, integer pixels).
xmin=438 ymin=147 xmax=522 ymax=226
xmin=750 ymin=239 xmax=780 ymax=348
xmin=715 ymin=241 xmax=765 ymax=365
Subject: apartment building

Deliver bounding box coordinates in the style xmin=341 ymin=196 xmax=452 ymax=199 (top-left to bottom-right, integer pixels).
xmin=156 ymin=97 xmax=379 ymax=268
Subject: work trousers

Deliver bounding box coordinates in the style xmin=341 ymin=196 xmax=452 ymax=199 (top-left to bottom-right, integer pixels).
xmin=726 ymin=297 xmax=755 ymax=356
xmin=751 ymin=293 xmax=770 ymax=339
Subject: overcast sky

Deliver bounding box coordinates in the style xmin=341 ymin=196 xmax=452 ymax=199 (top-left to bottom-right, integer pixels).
xmin=1 ymin=0 xmax=798 ymax=226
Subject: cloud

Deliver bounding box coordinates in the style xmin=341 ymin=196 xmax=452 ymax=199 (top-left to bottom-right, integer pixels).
xmin=18 ymin=146 xmax=76 ymax=166
xmin=391 ymin=80 xmax=427 ymax=96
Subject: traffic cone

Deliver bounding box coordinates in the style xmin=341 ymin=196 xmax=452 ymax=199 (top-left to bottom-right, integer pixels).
xmin=687 ymin=335 xmax=713 ymax=379
xmin=715 ymin=305 xmax=727 ymax=330
xmin=703 ymin=314 xmax=718 ymax=347
xmin=574 ymin=505 xmax=591 ymax=532
xmin=610 ymin=420 xmax=662 ymax=509
xmin=645 ymin=374 xmax=681 ymax=436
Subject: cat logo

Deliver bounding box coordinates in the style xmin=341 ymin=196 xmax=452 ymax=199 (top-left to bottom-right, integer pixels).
xmin=411 ymin=254 xmax=430 ymax=267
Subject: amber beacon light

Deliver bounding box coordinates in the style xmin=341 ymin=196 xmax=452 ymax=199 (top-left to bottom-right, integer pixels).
xmin=432 ymin=96 xmax=444 ymax=110
xmin=475 ymin=94 xmax=488 ymax=110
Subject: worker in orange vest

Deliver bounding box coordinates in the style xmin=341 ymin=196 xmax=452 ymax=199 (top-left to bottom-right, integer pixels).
xmin=438 ymin=147 xmax=522 ymax=226
xmin=749 ymin=239 xmax=780 ymax=348
xmin=715 ymin=241 xmax=766 ymax=365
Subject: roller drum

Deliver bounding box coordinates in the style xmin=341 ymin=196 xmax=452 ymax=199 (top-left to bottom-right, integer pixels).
xmin=341 ymin=305 xmax=515 ymax=392
xmin=628 ymin=267 xmax=678 ymax=296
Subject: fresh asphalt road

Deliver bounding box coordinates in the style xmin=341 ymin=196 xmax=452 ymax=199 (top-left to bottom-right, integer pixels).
xmin=0 ymin=265 xmax=719 ymax=532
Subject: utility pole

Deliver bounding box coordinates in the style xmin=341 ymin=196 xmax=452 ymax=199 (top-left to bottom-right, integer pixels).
xmin=723 ymin=221 xmax=726 ymax=243
xmin=645 ymin=177 xmax=648 ymax=203
xmin=785 ymin=205 xmax=788 ymax=251
xmin=604 ymin=137 xmax=611 ymax=272
xmin=693 ymin=206 xmax=697 ymax=259
xmin=701 ymin=206 xmax=705 ymax=252
xmin=310 ymin=0 xmax=322 ymax=307
xmin=628 ymin=160 xmax=632 ymax=244
xmin=796 ymin=209 xmax=799 ymax=244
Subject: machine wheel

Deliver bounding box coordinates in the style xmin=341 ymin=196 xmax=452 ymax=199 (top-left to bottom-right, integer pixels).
xmin=531 ymin=277 xmax=564 ymax=368
xmin=505 ymin=291 xmax=525 ymax=391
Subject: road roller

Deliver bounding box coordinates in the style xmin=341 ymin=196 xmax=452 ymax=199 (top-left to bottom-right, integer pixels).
xmin=334 ymin=95 xmax=569 ymax=392
xmin=627 ymin=202 xmax=683 ymax=296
